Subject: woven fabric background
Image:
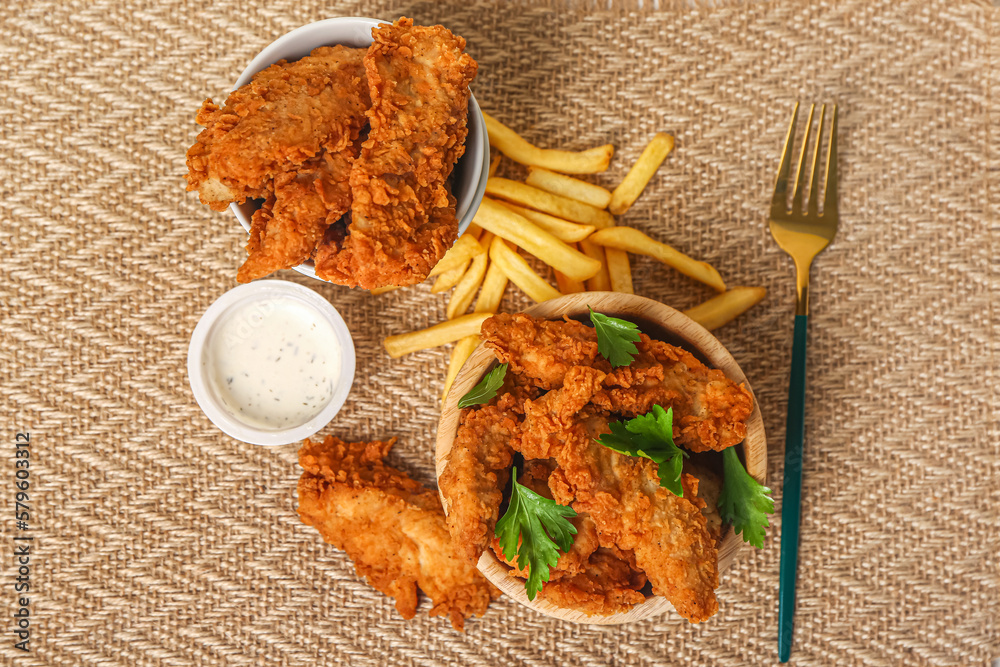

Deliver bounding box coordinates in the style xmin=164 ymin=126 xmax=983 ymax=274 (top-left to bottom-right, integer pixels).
xmin=1 ymin=0 xmax=997 ymax=665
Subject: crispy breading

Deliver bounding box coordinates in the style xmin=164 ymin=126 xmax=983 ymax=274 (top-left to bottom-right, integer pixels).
xmin=592 ymin=336 xmax=754 ymax=452
xmin=538 ymin=549 xmax=648 ymax=616
xmin=438 ymin=404 xmax=517 ymax=562
xmin=237 ymin=148 xmax=357 ymax=282
xmin=520 ymin=370 xmax=719 ymax=623
xmin=297 ymin=436 xmax=498 ymax=630
xmin=493 ymin=355 xmax=721 ymax=620
xmin=489 ymin=460 xmax=601 ymax=582
xmin=483 ymin=313 xmax=752 ymax=452
xmin=445 ymin=313 xmax=752 ymax=622
xmin=487 ymin=461 xmax=650 ymax=617
xmin=315 ymin=18 xmax=478 ymax=288
xmin=185 ymin=45 xmax=369 ymax=211
xmin=483 ymin=313 xmax=607 ymax=390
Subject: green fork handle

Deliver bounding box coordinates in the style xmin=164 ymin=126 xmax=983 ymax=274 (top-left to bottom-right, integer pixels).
xmin=778 ymin=313 xmax=808 ymax=663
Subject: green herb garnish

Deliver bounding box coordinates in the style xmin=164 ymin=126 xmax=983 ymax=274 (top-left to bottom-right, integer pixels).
xmin=595 ymin=405 xmax=688 ymax=496
xmin=589 ymin=307 xmax=641 ymax=367
xmin=494 ymin=466 xmax=578 ymax=600
xmin=718 ymin=447 xmax=774 ymax=548
xmin=458 ymin=363 xmax=508 ymax=408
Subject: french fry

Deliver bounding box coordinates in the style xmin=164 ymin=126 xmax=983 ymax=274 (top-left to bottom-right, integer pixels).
xmin=489 ymin=237 xmax=562 ymax=303
xmin=609 ymin=133 xmax=675 ymax=216
xmin=483 ymin=112 xmax=614 ymax=174
xmin=497 ymin=201 xmax=595 ymax=242
xmin=478 ymin=231 xmax=495 ymax=251
xmin=486 ymin=178 xmax=616 ymax=228
xmin=446 ymin=253 xmax=489 ymax=319
xmin=369 ymin=285 xmax=399 ymax=295
xmin=588 ymin=227 xmax=726 ymax=292
xmin=473 ymin=198 xmax=600 ymax=281
xmin=579 ymin=239 xmax=611 ymax=291
xmin=475 ymin=261 xmax=508 ymax=314
xmin=446 ymin=234 xmax=492 ymax=319
xmin=526 ymin=167 xmax=613 ymax=209
xmin=431 ymin=226 xmax=482 ymax=293
xmin=488 ymin=154 xmax=501 ymax=178
xmin=683 ymin=287 xmax=767 ymax=331
xmin=554 ymin=269 xmax=586 ymax=294
xmin=428 ymin=233 xmax=485 ymax=277
xmin=605 ymin=248 xmax=633 ymax=294
xmin=431 ymin=262 xmax=470 ymax=293
xmin=383 ymin=313 xmax=491 ymax=358
xmin=442 ymin=335 xmax=481 ymax=403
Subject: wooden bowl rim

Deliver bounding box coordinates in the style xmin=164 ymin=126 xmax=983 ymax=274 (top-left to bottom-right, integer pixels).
xmin=434 ymin=292 xmax=767 ymax=625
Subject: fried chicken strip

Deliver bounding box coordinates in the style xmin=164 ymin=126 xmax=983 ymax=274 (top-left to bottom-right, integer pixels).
xmin=237 ymin=148 xmax=358 ymax=283
xmin=592 ymin=337 xmax=753 ymax=452
xmin=489 ymin=460 xmax=601 ymax=581
xmin=482 ymin=313 xmax=607 ymax=390
xmin=297 ymin=436 xmax=498 ymax=630
xmin=186 ymin=45 xmax=369 ymax=211
xmin=236 ymin=151 xmax=349 ymax=281
xmin=315 ymin=18 xmax=478 ymax=288
xmin=487 ymin=459 xmax=648 ymax=617
xmin=520 ymin=367 xmax=720 ymax=623
xmin=492 ymin=510 xmax=645 ymax=617
xmin=483 ymin=313 xmax=752 ymax=452
xmin=538 ymin=549 xmax=648 ymax=616
xmin=439 ymin=404 xmax=517 ymax=562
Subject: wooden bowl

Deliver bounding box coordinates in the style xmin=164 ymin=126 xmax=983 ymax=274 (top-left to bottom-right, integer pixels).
xmin=434 ymin=292 xmax=767 ymax=624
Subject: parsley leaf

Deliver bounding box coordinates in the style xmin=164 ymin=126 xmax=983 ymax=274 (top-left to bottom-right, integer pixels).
xmin=595 ymin=405 xmax=688 ymax=496
xmin=458 ymin=363 xmax=508 ymax=408
xmin=494 ymin=466 xmax=578 ymax=600
xmin=718 ymin=447 xmax=774 ymax=548
xmin=589 ymin=307 xmax=641 ymax=367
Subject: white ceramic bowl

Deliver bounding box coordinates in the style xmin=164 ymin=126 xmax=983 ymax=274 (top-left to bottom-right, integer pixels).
xmin=229 ymin=17 xmax=489 ymax=281
xmin=188 ymin=281 xmax=356 ymax=445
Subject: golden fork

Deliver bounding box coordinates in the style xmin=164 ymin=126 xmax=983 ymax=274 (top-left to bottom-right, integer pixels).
xmin=770 ymin=102 xmax=839 ymax=663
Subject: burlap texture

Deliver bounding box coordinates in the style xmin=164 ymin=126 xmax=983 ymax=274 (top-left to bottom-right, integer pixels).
xmin=1 ymin=0 xmax=997 ymax=665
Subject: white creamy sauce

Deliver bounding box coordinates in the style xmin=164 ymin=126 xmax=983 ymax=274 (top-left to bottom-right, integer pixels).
xmin=205 ymin=298 xmax=340 ymax=430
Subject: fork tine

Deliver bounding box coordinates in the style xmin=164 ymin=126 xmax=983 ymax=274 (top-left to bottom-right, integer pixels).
xmin=823 ymin=105 xmax=839 ymax=215
xmin=807 ymin=105 xmax=827 ymax=216
xmin=771 ymin=101 xmax=800 ymax=212
xmin=790 ymin=104 xmax=815 ymax=213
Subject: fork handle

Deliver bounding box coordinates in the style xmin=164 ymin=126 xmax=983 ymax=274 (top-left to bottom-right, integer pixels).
xmin=778 ymin=313 xmax=808 ymax=663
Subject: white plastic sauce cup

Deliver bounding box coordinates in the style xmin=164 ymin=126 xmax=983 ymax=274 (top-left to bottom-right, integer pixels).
xmin=188 ymin=281 xmax=356 ymax=445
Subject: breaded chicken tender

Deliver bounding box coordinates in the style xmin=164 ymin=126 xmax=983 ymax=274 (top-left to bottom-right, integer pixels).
xmin=186 ymin=45 xmax=369 ymax=211
xmin=592 ymin=337 xmax=753 ymax=452
xmin=297 ymin=436 xmax=498 ymax=630
xmin=489 ymin=461 xmax=602 ymax=582
xmin=315 ymin=18 xmax=478 ymax=288
xmin=538 ymin=549 xmax=648 ymax=616
xmin=521 ymin=368 xmax=720 ymax=623
xmin=483 ymin=313 xmax=753 ymax=452
xmin=237 ymin=148 xmax=358 ymax=282
xmin=438 ymin=404 xmax=517 ymax=562
xmin=483 ymin=313 xmax=607 ymax=390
